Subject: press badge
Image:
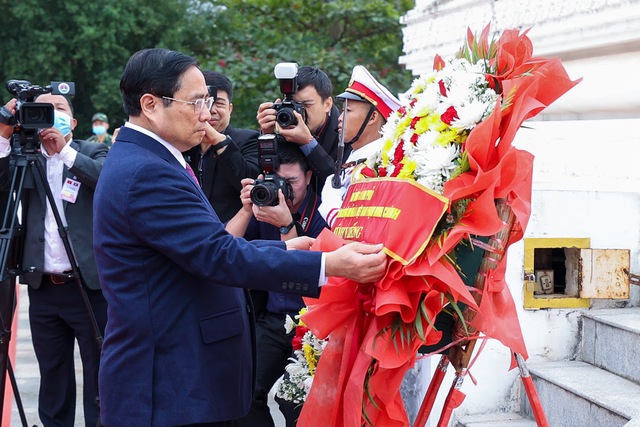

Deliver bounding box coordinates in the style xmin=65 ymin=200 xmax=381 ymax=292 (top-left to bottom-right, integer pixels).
xmin=60 ymin=177 xmax=81 ymax=203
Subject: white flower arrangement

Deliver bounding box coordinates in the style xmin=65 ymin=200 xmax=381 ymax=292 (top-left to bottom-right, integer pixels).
xmin=364 ymin=57 xmax=499 ymax=194
xmin=276 ymin=308 xmax=328 ymax=404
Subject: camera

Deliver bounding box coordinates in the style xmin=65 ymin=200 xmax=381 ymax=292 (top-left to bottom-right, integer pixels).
xmin=250 ymin=134 xmax=293 ymax=207
xmin=272 ymin=62 xmax=305 ymax=128
xmin=0 ymin=80 xmax=75 ymax=152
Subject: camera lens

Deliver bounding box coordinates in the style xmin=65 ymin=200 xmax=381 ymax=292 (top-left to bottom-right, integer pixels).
xmin=25 ymin=107 xmax=47 ymax=123
xmin=276 ymin=108 xmax=297 ymax=127
xmin=250 ymin=182 xmax=278 ymax=206
xmin=19 ymin=103 xmax=55 ymax=129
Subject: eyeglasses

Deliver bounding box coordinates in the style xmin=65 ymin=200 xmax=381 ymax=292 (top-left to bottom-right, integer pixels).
xmin=162 ymin=96 xmax=215 ymax=114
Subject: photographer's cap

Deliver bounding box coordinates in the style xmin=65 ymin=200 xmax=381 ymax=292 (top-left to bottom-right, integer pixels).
xmin=337 ymin=65 xmax=400 ymax=120
xmin=91 ymin=112 xmax=108 ymax=123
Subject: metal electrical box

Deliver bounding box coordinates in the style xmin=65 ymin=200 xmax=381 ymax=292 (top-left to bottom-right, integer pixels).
xmin=577 ymin=248 xmax=630 ymax=299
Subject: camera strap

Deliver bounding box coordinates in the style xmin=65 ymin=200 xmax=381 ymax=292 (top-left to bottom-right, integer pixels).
xmin=295 ymin=187 xmax=320 ymax=234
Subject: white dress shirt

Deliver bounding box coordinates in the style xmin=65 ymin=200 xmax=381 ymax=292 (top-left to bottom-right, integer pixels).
xmin=41 ymin=144 xmax=78 ymax=273
xmin=0 ymin=133 xmax=78 ymax=273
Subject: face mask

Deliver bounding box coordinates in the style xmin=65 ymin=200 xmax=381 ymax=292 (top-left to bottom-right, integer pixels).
xmin=92 ymin=125 xmax=107 ymax=136
xmin=53 ymin=110 xmax=73 ymax=137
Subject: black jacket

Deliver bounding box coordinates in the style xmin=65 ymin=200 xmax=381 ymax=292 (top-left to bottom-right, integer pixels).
xmin=305 ymin=104 xmax=352 ymax=194
xmin=184 ymin=126 xmax=260 ymax=223
xmin=0 ymin=139 xmax=108 ymax=289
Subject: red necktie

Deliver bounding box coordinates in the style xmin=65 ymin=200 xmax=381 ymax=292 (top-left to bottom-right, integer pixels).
xmin=185 ymin=163 xmax=199 ymax=184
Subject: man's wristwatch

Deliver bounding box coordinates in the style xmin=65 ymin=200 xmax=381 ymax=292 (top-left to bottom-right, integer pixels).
xmin=279 ymin=220 xmax=296 ymax=235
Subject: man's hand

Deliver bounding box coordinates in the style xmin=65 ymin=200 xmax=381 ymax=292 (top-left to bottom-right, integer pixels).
xmin=325 ymin=242 xmax=387 ymax=283
xmin=239 ymin=177 xmax=256 ymax=214
xmin=256 ymin=101 xmax=278 ymax=135
xmin=0 ymin=99 xmax=17 ymax=139
xmin=276 ymin=111 xmax=313 ymax=146
xmin=252 ymin=189 xmax=292 ymax=228
xmin=39 ymin=127 xmax=67 ymax=155
xmin=285 ymin=236 xmax=315 ymax=251
xmin=202 ymin=122 xmax=227 ymax=150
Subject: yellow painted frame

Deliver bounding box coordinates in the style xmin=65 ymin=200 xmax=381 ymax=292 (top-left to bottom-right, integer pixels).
xmin=523 ymin=237 xmax=591 ymax=309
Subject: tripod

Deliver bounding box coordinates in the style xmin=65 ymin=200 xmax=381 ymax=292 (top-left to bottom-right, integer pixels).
xmin=0 ymin=141 xmax=104 ymax=426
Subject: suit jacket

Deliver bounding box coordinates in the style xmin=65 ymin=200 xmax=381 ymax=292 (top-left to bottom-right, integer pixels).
xmin=93 ymin=126 xmax=323 ymax=427
xmin=184 ymin=126 xmax=260 ymax=223
xmin=0 ymin=139 xmax=107 ymax=289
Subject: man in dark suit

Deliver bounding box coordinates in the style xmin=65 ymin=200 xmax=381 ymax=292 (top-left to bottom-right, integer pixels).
xmin=183 ymin=71 xmax=261 ymax=223
xmin=256 ymin=66 xmax=350 ymax=194
xmin=93 ymin=48 xmax=387 ymax=427
xmin=0 ymin=95 xmax=108 ymax=427
xmin=225 ymin=141 xmax=328 ymax=427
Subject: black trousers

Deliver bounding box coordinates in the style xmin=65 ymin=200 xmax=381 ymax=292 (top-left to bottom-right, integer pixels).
xmin=237 ymin=311 xmax=295 ymax=427
xmin=28 ymin=277 xmax=107 ymax=427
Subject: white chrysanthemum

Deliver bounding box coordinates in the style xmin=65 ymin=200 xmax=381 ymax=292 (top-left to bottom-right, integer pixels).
xmin=413 ymin=130 xmax=439 ymax=149
xmin=285 ymin=358 xmax=307 ymax=376
xmin=412 ymin=82 xmax=441 ymax=116
xmin=451 ymin=99 xmax=493 ymax=130
xmin=284 ymin=314 xmax=296 ymax=334
xmin=381 ymin=116 xmax=399 ymax=142
xmin=409 ymin=143 xmax=460 ymax=193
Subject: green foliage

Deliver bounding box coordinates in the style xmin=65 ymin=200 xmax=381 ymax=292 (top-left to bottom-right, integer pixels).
xmin=200 ymin=0 xmax=414 ymax=127
xmin=0 ymin=0 xmax=413 ymax=136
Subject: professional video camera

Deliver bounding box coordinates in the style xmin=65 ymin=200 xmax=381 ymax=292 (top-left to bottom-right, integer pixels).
xmin=250 ymin=134 xmax=293 ymax=207
xmin=0 ymin=80 xmax=75 ymax=152
xmin=272 ymin=62 xmax=305 ymax=128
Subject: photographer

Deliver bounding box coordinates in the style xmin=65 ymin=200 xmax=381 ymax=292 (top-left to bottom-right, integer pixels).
xmin=0 ymin=94 xmax=108 ymax=427
xmin=226 ymin=140 xmax=328 ymax=427
xmin=256 ymin=66 xmax=349 ymax=194
xmin=183 ymin=71 xmax=260 ymax=222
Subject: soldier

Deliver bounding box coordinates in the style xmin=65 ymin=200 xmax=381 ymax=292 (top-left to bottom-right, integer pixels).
xmin=318 ymin=65 xmax=401 ymax=227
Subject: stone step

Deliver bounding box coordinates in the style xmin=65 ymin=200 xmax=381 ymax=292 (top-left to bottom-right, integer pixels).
xmin=525 ymin=360 xmax=640 ymax=427
xmin=454 ymin=412 xmax=537 ymax=426
xmin=581 ymin=308 xmax=640 ymax=384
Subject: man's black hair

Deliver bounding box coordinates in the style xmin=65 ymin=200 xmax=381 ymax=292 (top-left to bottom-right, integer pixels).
xmin=297 ymin=66 xmax=333 ymax=101
xmin=277 ymin=140 xmax=310 ymax=173
xmin=203 ymin=71 xmax=233 ymax=101
xmin=120 ymin=48 xmax=199 ymax=117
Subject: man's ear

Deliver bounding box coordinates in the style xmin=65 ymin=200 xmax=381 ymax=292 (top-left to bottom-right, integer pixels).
xmin=323 ymin=96 xmax=333 ymax=113
xmin=229 ymin=102 xmax=234 ymax=115
xmin=369 ymin=109 xmax=380 ymax=126
xmin=140 ymin=93 xmax=159 ymax=117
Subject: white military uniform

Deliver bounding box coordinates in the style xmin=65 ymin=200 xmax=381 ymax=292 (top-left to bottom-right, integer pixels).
xmin=317 ymin=65 xmax=400 ymax=227
xmin=319 ymin=138 xmax=383 ymax=227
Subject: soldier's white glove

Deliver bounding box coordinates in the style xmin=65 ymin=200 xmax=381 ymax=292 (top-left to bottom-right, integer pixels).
xmin=319 ymin=174 xmax=348 ymax=228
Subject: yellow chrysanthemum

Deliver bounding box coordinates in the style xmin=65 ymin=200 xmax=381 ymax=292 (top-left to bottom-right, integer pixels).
xmin=303 ymin=343 xmax=317 ymax=375
xmin=394 ymin=116 xmax=412 ymax=141
xmin=398 ymin=157 xmax=417 ymax=179
xmin=413 ymin=116 xmax=432 ymax=135
xmin=297 ymin=307 xmax=308 ymax=327
xmin=436 ymin=129 xmax=460 ymax=147
xmin=380 ymin=138 xmax=394 ymax=168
